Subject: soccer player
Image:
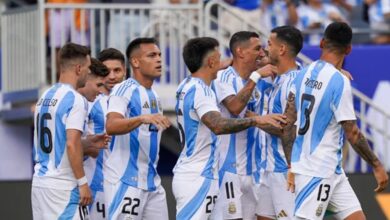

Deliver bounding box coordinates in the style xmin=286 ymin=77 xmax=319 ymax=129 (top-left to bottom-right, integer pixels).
xmin=78 ymin=58 xmax=108 ymax=103
xmin=104 ymin=38 xmax=171 ymax=220
xmin=211 ymin=31 xmax=277 ymax=220
xmin=256 ymin=26 xmax=303 ymax=220
xmin=83 ymin=48 xmax=127 ymax=220
xmin=282 ymin=22 xmax=388 ymax=220
xmin=173 ymin=37 xmax=287 ymax=220
xmin=31 ymin=43 xmax=92 ymax=220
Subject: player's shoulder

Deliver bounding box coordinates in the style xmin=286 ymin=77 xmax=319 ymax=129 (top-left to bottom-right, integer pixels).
xmin=216 ymin=66 xmax=236 ymax=83
xmin=111 ymin=78 xmax=139 ymax=96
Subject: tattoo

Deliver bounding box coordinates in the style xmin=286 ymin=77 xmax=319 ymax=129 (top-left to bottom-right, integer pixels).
xmin=280 ymin=92 xmax=298 ymax=165
xmin=222 ymin=81 xmax=256 ymax=115
xmin=262 ymin=124 xmax=283 ymax=136
xmin=341 ymin=120 xmax=379 ymax=167
xmin=202 ymin=111 xmax=255 ymax=135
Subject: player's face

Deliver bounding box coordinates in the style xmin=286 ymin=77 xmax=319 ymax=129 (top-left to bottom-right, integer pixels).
xmin=103 ymin=59 xmax=125 ymax=91
xmin=209 ymin=48 xmax=221 ymax=79
xmin=77 ymin=55 xmax=91 ymax=89
xmin=82 ymin=76 xmax=105 ymax=102
xmin=242 ymin=37 xmax=265 ymax=71
xmin=137 ymin=44 xmax=162 ymax=80
xmin=267 ymin=33 xmax=281 ymax=65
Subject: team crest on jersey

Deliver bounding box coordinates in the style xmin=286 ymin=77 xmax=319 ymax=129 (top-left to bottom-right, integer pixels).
xmin=228 ymin=202 xmax=236 ymax=214
xmin=315 ymin=204 xmax=324 ymax=217
xmin=151 ymin=99 xmax=157 ymax=109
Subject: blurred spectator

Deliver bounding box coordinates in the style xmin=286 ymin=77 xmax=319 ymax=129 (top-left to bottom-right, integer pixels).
xmin=297 ymin=0 xmax=346 ymax=45
xmin=47 ymin=0 xmax=90 ymax=47
xmin=260 ymin=0 xmax=298 ymax=33
xmin=221 ymin=0 xmax=265 ymax=35
xmin=106 ymin=0 xmax=151 ymax=52
xmin=365 ymin=0 xmax=390 ymax=44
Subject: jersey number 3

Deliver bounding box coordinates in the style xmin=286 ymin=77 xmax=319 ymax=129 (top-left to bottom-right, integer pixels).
xmin=36 ymin=113 xmax=53 ymax=153
xmin=298 ymin=94 xmax=315 ymax=135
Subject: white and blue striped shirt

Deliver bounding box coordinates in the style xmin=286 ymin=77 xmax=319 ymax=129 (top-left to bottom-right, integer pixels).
xmin=105 ymin=78 xmax=163 ymax=191
xmin=84 ymin=94 xmax=109 ymax=193
xmin=173 ymin=77 xmax=220 ymax=179
xmin=368 ymin=0 xmax=390 ymax=23
xmin=32 ymin=83 xmax=88 ymax=190
xmin=264 ymin=69 xmax=299 ymax=173
xmin=290 ymin=60 xmax=356 ymax=178
xmin=212 ymin=66 xmax=264 ymax=177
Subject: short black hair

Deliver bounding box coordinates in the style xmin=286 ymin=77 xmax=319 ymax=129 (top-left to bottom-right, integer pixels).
xmin=183 ymin=37 xmax=219 ymax=73
xmin=59 ymin=43 xmax=90 ymax=69
xmin=98 ymin=48 xmax=125 ymax=65
xmin=229 ymin=31 xmax=259 ymax=55
xmin=271 ymin=25 xmax=303 ymax=56
xmin=90 ymin=58 xmax=109 ymax=77
xmin=125 ymin=38 xmax=157 ymax=60
xmin=323 ymin=22 xmax=352 ymax=51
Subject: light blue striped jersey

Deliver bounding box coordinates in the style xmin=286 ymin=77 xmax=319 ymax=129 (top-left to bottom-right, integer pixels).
xmin=264 ymin=69 xmax=300 ymax=173
xmin=32 ymin=83 xmax=88 ymax=190
xmin=84 ymin=93 xmax=109 ymax=192
xmin=105 ymin=78 xmax=163 ymax=191
xmin=368 ymin=0 xmax=390 ymax=23
xmin=212 ymin=66 xmax=264 ymax=176
xmin=290 ymin=60 xmax=356 ymax=178
xmin=262 ymin=1 xmax=290 ymax=30
xmin=173 ymin=77 xmax=220 ymax=179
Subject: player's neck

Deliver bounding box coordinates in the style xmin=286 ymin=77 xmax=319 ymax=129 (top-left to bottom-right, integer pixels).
xmin=320 ymin=52 xmax=345 ymax=70
xmin=232 ymin=62 xmax=251 ymax=80
xmin=277 ymin=58 xmax=297 ymax=75
xmin=133 ymin=73 xmax=154 ymax=89
xmin=58 ymin=71 xmax=78 ymax=89
xmin=101 ymin=87 xmax=110 ymax=95
xmin=192 ymin=70 xmax=212 ymax=86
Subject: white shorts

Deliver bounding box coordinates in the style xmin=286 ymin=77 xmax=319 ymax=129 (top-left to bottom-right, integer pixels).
xmin=31 ymin=186 xmax=89 ymax=220
xmin=173 ymin=175 xmax=219 ymax=220
xmin=104 ymin=181 xmax=168 ymax=220
xmin=294 ymin=173 xmax=362 ymax=220
xmin=256 ymin=171 xmax=294 ymax=219
xmin=211 ymin=172 xmax=257 ymax=220
xmin=89 ymin=190 xmax=106 ymax=220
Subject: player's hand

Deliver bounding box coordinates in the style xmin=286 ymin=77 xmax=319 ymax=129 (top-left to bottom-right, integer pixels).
xmin=78 ymin=184 xmax=93 ymax=206
xmin=373 ymin=163 xmax=389 ymax=192
xmin=255 ymin=114 xmax=287 ymax=129
xmin=141 ymin=114 xmax=171 ymax=130
xmin=87 ymin=133 xmax=111 ymax=149
xmin=287 ymin=169 xmax=295 ymax=193
xmin=245 ymin=110 xmax=258 ymax=118
xmin=340 ymin=69 xmax=353 ymax=80
xmin=255 ymin=64 xmax=278 ymax=78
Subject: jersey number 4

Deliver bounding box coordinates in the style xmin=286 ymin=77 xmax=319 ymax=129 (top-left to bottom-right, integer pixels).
xmin=36 ymin=113 xmax=53 ymax=153
xmin=298 ymin=94 xmax=315 ymax=135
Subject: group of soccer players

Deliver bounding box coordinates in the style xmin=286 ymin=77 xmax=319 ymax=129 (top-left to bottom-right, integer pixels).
xmin=31 ymin=21 xmax=388 ymax=220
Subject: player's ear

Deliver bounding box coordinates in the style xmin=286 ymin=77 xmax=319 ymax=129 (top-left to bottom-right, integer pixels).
xmin=345 ymin=44 xmax=352 ymax=55
xmin=236 ymin=47 xmax=244 ymax=58
xmin=75 ymin=63 xmax=82 ymax=76
xmin=130 ymin=57 xmax=139 ymax=68
xmin=280 ymin=43 xmax=286 ymax=56
xmin=320 ymin=39 xmax=325 ymax=49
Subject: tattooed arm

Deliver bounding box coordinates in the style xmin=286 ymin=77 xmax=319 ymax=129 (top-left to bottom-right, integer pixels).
xmin=280 ymin=92 xmax=298 ymax=166
xmin=222 ymin=80 xmax=257 ymax=116
xmin=202 ymin=111 xmax=286 ymax=135
xmin=341 ymin=120 xmax=389 ymax=192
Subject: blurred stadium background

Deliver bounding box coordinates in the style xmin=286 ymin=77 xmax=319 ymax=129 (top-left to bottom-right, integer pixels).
xmin=0 ymin=0 xmax=389 ymax=219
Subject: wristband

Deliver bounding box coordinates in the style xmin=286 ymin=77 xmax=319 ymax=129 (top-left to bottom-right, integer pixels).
xmin=249 ymin=71 xmax=262 ymax=83
xmin=77 ymin=176 xmax=88 ymax=186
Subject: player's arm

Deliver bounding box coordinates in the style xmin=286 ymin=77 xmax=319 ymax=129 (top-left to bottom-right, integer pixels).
xmin=280 ymin=92 xmax=298 ymax=166
xmin=201 ymin=111 xmax=286 ymax=135
xmin=106 ymin=112 xmax=170 ymax=135
xmin=222 ymin=66 xmax=276 ymax=116
xmin=245 ymin=110 xmax=283 ymax=136
xmin=341 ymin=120 xmax=389 ymax=192
xmin=66 ymin=129 xmax=92 ymax=206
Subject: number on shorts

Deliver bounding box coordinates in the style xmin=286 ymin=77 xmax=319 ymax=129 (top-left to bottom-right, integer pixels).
xmin=298 ymin=94 xmax=315 ymax=135
xmin=225 ymin=182 xmax=235 ymax=199
xmin=96 ymin=202 xmax=106 ymax=218
xmin=121 ymin=197 xmax=140 ymax=216
xmin=205 ymin=195 xmax=218 ymax=213
xmin=36 ymin=113 xmax=53 ymax=153
xmin=78 ymin=206 xmax=89 ymax=220
xmin=317 ymin=184 xmax=331 ymax=202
